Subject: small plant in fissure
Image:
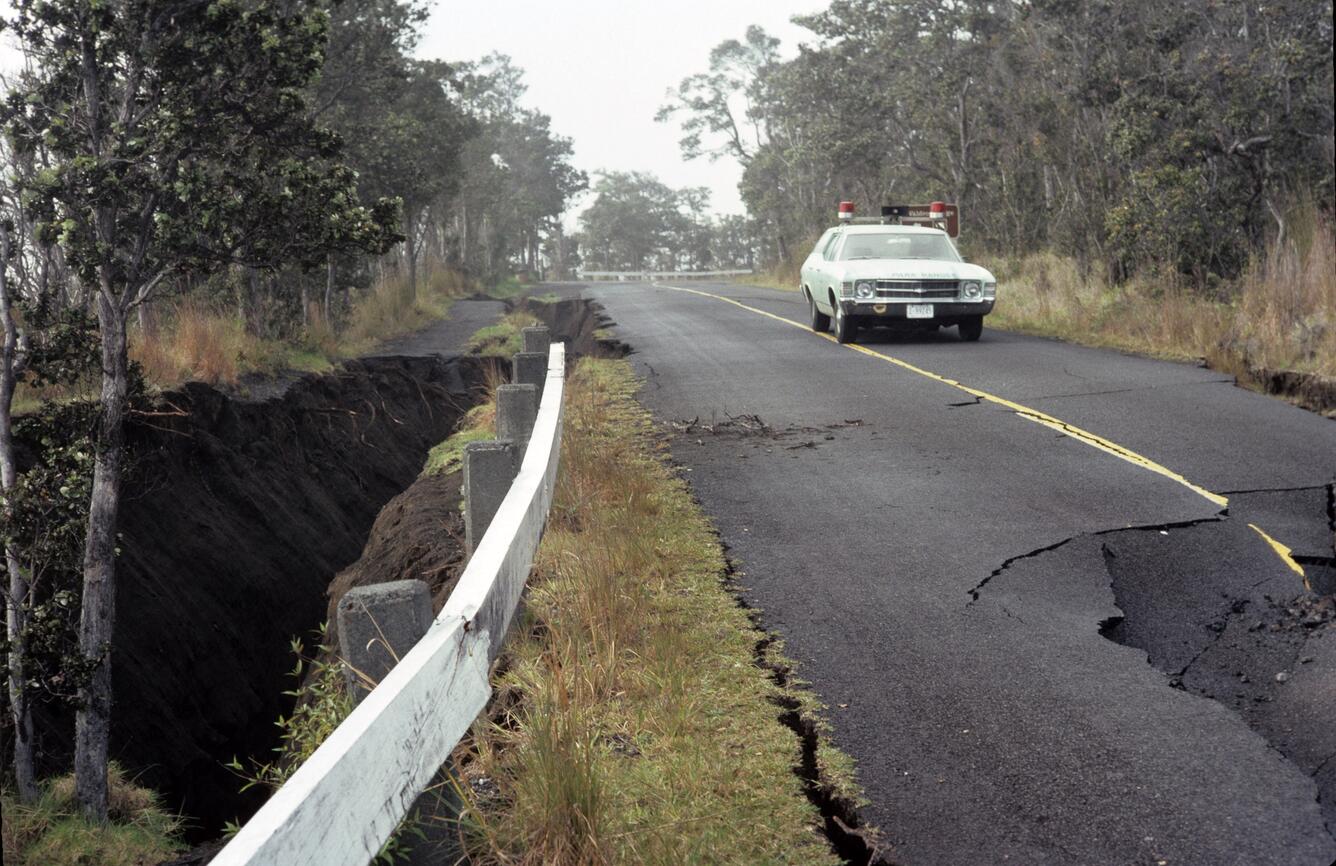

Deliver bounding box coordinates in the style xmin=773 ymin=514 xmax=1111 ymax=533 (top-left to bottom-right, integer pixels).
xmin=1 ymin=0 xmax=398 ymax=822
xmin=224 ymin=626 xmax=424 ymax=865
xmin=225 ymin=627 xmax=353 ymax=797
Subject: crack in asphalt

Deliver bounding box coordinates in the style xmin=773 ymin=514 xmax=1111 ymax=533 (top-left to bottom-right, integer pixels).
xmin=966 ymin=516 xmax=1228 ymax=605
xmin=1219 ymin=484 xmax=1332 ymax=495
xmin=965 ymin=535 xmax=1080 ymax=602
xmin=1327 ymin=483 xmax=1335 ymax=551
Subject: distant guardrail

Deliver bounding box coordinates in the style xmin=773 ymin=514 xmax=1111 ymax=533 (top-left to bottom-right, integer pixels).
xmin=577 ymin=269 xmax=754 ymax=281
xmin=213 ymin=342 xmax=567 ymax=866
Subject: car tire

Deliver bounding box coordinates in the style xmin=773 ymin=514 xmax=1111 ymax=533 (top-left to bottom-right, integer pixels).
xmin=808 ymin=291 xmax=830 ymax=333
xmin=958 ymin=316 xmax=984 ymax=342
xmin=834 ymin=302 xmax=858 ymax=344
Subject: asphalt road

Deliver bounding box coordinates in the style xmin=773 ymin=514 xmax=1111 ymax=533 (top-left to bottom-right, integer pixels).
xmin=582 ymin=280 xmax=1336 ymax=866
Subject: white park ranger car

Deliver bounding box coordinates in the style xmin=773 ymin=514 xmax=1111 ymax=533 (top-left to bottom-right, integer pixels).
xmin=800 ymin=201 xmax=997 ymax=343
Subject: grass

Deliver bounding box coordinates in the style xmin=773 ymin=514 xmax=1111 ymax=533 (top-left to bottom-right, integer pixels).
xmin=455 ymin=358 xmax=852 ymax=865
xmin=733 ymin=258 xmax=803 ymax=292
xmin=467 ymin=309 xmax=543 ymax=358
xmin=423 ymin=404 xmax=497 ymax=477
xmin=487 ymin=274 xmax=541 ymax=301
xmin=988 ymin=215 xmax=1336 ymax=378
xmin=121 ymin=260 xmax=478 ymax=391
xmin=2 ymin=764 xmax=184 ymax=866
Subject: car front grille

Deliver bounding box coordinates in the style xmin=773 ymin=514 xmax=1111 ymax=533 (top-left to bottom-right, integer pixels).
xmin=874 ymin=279 xmax=959 ymax=299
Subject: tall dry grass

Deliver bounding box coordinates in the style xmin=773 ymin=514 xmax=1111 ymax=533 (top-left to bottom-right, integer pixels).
xmin=131 ymin=298 xmax=283 ymax=386
xmin=2 ymin=764 xmax=183 ymax=866
xmin=989 ymin=207 xmax=1335 ymax=378
xmin=1229 ymin=214 xmax=1336 ymax=375
xmin=129 ymin=260 xmax=477 ymax=389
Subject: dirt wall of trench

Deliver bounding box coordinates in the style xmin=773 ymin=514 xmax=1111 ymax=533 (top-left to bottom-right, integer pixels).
xmin=31 ymin=355 xmax=496 ymax=837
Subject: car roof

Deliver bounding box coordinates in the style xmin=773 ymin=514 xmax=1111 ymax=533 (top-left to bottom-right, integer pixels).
xmin=837 ymin=224 xmax=946 ymax=235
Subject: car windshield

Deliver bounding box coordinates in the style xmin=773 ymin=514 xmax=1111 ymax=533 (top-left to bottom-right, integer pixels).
xmin=837 ymin=233 xmax=960 ymax=262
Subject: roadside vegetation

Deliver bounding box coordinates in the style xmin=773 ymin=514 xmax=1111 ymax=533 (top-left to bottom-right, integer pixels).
xmin=987 ymin=207 xmax=1336 ymax=378
xmin=125 ymin=261 xmax=476 ymax=392
xmin=1 ymin=764 xmax=183 ymax=866
xmin=455 ymin=358 xmax=855 ymax=864
xmin=467 ymin=309 xmax=544 ymax=357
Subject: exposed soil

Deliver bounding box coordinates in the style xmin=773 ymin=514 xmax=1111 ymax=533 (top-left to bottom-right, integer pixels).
xmin=29 ymin=354 xmax=497 ymax=838
xmin=514 ymin=296 xmax=631 ymax=359
xmin=323 ymin=470 xmax=470 ymax=631
xmin=20 ymin=290 xmax=623 ymax=857
xmin=1244 ymin=366 xmax=1336 ymax=417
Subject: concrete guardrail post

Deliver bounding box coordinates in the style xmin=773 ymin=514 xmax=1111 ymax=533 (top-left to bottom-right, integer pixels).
xmin=337 ymin=580 xmax=433 ymax=703
xmin=463 ymin=440 xmax=519 ymax=557
xmin=513 ymin=351 xmax=547 ymax=400
xmin=496 ymin=384 xmax=538 ymax=452
xmin=521 ymin=325 xmax=551 ymax=355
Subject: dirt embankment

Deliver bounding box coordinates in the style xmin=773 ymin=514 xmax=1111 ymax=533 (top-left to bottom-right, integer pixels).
xmin=33 ymin=355 xmax=496 ymax=837
xmin=92 ymin=294 xmax=611 ymax=842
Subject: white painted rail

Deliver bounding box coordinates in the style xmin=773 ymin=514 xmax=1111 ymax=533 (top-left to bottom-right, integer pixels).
xmin=577 ymin=268 xmax=753 ymax=281
xmin=213 ymin=343 xmax=567 ymax=866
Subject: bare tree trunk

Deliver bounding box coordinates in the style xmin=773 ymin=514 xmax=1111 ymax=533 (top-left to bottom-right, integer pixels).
xmin=75 ymin=288 xmax=129 ymax=823
xmin=405 ymin=208 xmax=419 ymax=304
xmin=323 ymin=253 xmax=335 ymax=323
xmin=1 ymin=226 xmax=37 ymax=804
xmin=136 ymin=299 xmax=156 ymax=339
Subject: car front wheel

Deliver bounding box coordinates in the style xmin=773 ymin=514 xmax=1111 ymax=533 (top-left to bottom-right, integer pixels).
xmin=808 ymin=291 xmax=830 ymax=333
xmin=834 ymin=302 xmax=858 ymax=344
xmin=958 ymin=316 xmax=984 ymax=342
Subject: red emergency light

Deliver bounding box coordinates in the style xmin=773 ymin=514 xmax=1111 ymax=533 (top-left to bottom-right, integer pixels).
xmin=838 ymin=201 xmax=855 ymax=220
xmin=929 ymin=201 xmax=946 ymax=218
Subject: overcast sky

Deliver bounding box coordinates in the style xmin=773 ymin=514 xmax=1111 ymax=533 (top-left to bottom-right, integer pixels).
xmin=0 ymin=0 xmax=829 ymax=220
xmin=417 ymin=0 xmax=828 ymax=219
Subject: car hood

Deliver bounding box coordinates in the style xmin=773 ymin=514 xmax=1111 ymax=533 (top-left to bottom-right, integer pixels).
xmin=829 ymin=259 xmax=995 ymax=282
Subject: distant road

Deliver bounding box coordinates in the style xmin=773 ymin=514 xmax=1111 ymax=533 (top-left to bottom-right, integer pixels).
xmin=584 ymin=280 xmax=1336 ymax=866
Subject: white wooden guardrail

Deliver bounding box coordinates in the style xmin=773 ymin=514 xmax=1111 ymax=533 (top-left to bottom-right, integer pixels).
xmin=213 ymin=343 xmax=567 ymax=866
xmin=577 ymin=268 xmax=753 ymax=281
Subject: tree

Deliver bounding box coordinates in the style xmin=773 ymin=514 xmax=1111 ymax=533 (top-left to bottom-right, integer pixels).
xmin=451 ymin=55 xmax=586 ymax=281
xmin=0 ymin=217 xmax=35 ymax=803
xmin=2 ymin=0 xmax=396 ymax=821
xmin=350 ymin=59 xmax=473 ymax=300
xmin=662 ymin=1 xmax=1334 ymax=280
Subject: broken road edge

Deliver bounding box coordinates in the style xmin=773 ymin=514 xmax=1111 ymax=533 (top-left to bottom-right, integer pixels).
xmin=448 ymin=356 xmax=886 ymax=865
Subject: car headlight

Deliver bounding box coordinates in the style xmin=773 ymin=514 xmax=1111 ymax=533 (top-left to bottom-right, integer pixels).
xmin=961 ymin=280 xmax=982 ymax=299
xmin=855 ymin=280 xmax=875 ymax=299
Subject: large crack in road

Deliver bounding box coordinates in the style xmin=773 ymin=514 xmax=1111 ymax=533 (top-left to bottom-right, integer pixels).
xmin=971 ymin=486 xmax=1336 ymax=840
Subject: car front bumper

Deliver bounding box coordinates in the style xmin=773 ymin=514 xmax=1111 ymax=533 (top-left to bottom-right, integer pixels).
xmin=839 ymin=299 xmax=995 ymax=322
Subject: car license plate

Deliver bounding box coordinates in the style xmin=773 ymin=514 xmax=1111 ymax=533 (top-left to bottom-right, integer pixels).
xmin=906 ymin=304 xmax=934 ymax=319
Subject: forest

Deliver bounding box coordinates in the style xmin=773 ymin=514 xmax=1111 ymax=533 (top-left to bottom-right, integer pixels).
xmin=659 ymin=0 xmax=1334 ymax=281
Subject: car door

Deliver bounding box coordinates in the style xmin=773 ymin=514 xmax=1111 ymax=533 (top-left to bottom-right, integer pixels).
xmin=803 ymin=229 xmax=836 ymax=300
xmin=816 ymin=231 xmax=844 ymax=313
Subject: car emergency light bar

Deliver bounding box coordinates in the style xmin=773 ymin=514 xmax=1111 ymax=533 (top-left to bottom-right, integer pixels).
xmin=836 ymin=201 xmax=960 ymax=237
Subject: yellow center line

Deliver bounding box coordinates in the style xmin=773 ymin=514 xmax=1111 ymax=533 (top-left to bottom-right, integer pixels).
xmin=649 ymin=277 xmax=1325 ymax=585
xmin=1248 ymin=524 xmax=1310 ymax=590
xmin=651 ymin=282 xmax=1311 ymax=579
xmin=659 ymin=281 xmax=1228 ymax=508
